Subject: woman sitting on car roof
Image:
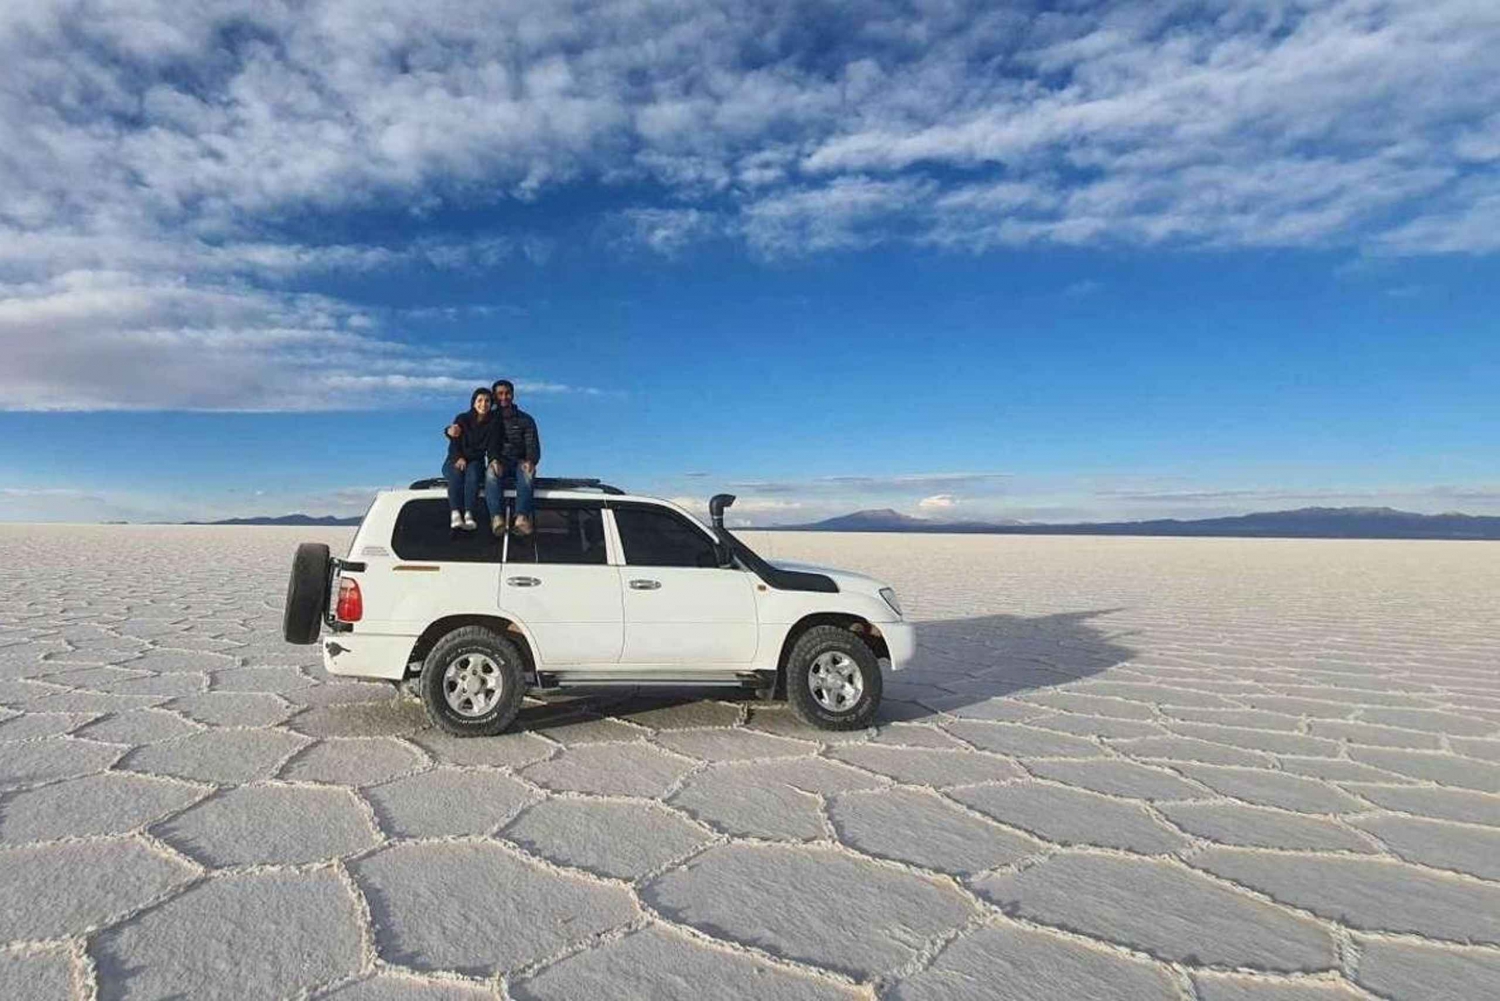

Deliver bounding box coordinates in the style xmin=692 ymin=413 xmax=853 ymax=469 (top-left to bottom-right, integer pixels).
xmin=442 ymin=387 xmax=497 ymax=531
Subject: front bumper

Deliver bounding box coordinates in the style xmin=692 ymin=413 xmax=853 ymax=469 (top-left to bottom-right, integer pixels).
xmin=878 ymin=621 xmax=916 ymax=671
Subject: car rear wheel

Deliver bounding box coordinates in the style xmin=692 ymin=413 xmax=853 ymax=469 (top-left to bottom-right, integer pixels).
xmin=282 ymin=543 xmax=330 ymax=645
xmin=419 ymin=626 xmax=526 ymax=737
xmin=786 ymin=625 xmax=882 ymax=730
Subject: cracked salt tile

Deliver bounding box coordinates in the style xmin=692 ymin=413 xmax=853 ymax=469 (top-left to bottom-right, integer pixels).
xmin=35 ymin=665 xmax=148 ymax=689
xmin=1451 ymin=737 xmax=1500 ymax=762
xmin=93 ymin=869 xmax=363 ymax=999
xmin=1023 ymin=758 xmax=1204 ymax=801
xmin=525 ymin=714 xmax=645 ymax=745
xmin=503 ymin=798 xmax=710 ymax=879
xmin=1020 ymin=691 xmax=1157 ymax=720
xmin=745 ymin=705 xmax=875 ymax=741
xmin=99 ymin=673 xmax=208 ymax=698
xmin=155 ymin=784 xmax=378 ymax=866
xmin=513 ymin=925 xmax=861 ymax=1001
xmin=942 ymin=721 xmax=1099 ymax=757
xmin=352 ymin=842 xmax=636 ymax=974
xmin=283 ymin=680 xmax=400 ymax=707
xmin=210 ymin=665 xmax=316 ymax=693
xmin=1307 ymin=719 xmax=1445 ymax=750
xmin=1074 ymin=681 xmax=1237 ymax=708
xmin=927 ymin=696 xmax=1057 ymax=723
xmin=975 ymin=852 xmax=1336 ymax=972
xmin=1168 ymin=764 xmax=1366 ymax=814
xmin=1165 ymin=722 xmax=1342 ymax=758
xmin=670 ymin=759 xmax=881 ymax=840
xmin=408 ymin=729 xmax=552 ymax=768
xmin=1241 ymin=696 xmax=1356 ymax=720
xmin=1028 ymin=713 xmax=1165 ymax=739
xmin=520 ymin=742 xmax=693 ymax=797
xmin=317 ymin=973 xmax=497 ymax=999
xmin=829 ymin=745 xmax=1025 ymax=787
xmin=1349 ymin=814 xmax=1500 ymax=879
xmin=652 ymin=727 xmax=816 ymax=761
xmin=1346 ymin=748 xmax=1500 ymax=793
xmin=0 ymin=838 xmax=196 ymax=939
xmin=949 ymin=782 xmax=1191 ymax=854
xmin=24 ymin=691 xmax=170 ymax=714
xmin=612 ymin=697 xmax=745 ymax=730
xmin=888 ymin=921 xmax=1178 ymax=1001
xmin=1 ymin=771 xmax=204 ymax=842
xmin=279 ymin=737 xmax=426 ymax=786
xmin=1163 ymin=707 xmax=1306 ymax=731
xmin=1156 ymin=801 xmax=1374 ymax=852
xmin=1194 ymin=847 xmax=1500 ymax=944
xmin=74 ymin=708 xmax=203 ymax=745
xmin=0 ymin=948 xmax=75 ymax=1000
xmin=1353 ymin=937 xmax=1500 ymax=1001
xmin=0 ymin=737 xmax=125 ymax=787
xmin=1191 ymin=974 xmax=1366 ymax=1000
xmin=866 ymin=722 xmax=970 ymax=749
xmin=828 ymin=787 xmax=1043 ymax=874
xmin=365 ymin=768 xmax=536 ymax=838
xmin=1113 ymin=735 xmax=1278 ymax=768
xmin=1358 ymin=708 xmax=1496 ymax=737
xmin=0 ymin=711 xmax=91 ymax=740
xmin=120 ymin=728 xmax=307 ymax=784
xmin=168 ymin=691 xmax=290 ymax=726
xmin=1273 ymin=757 xmax=1415 ymax=784
xmin=288 ymin=698 xmax=429 ymax=737
xmin=117 ymin=649 xmax=235 ymax=673
xmin=643 ymin=843 xmax=973 ymax=979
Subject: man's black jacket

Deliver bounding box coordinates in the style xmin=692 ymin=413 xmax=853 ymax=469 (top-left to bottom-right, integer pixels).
xmin=492 ymin=406 xmax=541 ymax=464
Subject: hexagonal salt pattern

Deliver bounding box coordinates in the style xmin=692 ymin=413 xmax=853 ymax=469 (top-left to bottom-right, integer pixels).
xmin=3 ymin=524 xmax=1500 ymax=998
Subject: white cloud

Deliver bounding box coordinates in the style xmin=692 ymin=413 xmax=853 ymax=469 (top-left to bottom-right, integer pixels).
xmin=918 ymin=494 xmax=958 ymax=509
xmin=1 ymin=1 xmax=1498 ymax=409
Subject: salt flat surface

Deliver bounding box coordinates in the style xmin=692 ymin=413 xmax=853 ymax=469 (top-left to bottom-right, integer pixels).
xmin=1 ymin=525 xmax=1498 ymax=999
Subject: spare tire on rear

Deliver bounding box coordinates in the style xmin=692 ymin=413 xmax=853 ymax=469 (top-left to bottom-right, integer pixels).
xmin=283 ymin=543 xmax=331 ymax=644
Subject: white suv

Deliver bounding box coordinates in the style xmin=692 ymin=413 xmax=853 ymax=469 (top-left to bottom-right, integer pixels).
xmin=284 ymin=478 xmax=913 ymax=736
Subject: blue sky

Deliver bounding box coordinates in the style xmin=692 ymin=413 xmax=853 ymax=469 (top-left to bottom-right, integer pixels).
xmin=1 ymin=1 xmax=1497 ymax=524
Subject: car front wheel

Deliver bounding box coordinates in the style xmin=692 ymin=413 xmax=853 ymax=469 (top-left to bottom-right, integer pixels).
xmin=419 ymin=626 xmax=526 ymax=737
xmin=786 ymin=625 xmax=883 ymax=730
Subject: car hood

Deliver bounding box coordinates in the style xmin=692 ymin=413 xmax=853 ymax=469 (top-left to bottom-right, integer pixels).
xmin=768 ymin=559 xmax=887 ymax=593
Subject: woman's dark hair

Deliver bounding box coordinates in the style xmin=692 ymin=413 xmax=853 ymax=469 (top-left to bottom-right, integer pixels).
xmin=470 ymin=386 xmax=492 ymax=411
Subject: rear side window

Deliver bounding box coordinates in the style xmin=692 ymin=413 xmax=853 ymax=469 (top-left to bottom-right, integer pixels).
xmin=391 ymin=499 xmax=499 ymax=562
xmin=506 ymin=505 xmax=607 ymax=565
xmin=614 ymin=506 xmax=719 ymax=567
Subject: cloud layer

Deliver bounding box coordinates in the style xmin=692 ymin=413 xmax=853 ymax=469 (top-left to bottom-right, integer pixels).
xmin=2 ymin=0 xmax=1497 ymax=409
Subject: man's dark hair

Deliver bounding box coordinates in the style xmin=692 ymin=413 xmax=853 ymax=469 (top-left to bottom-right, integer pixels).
xmin=492 ymin=379 xmax=514 ymax=395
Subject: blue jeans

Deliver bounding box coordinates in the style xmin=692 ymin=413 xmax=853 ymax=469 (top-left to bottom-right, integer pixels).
xmin=442 ymin=457 xmax=483 ymax=515
xmin=486 ymin=459 xmax=535 ymax=518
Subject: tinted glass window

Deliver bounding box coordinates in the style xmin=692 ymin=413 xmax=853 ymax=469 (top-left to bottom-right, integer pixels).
xmin=391 ymin=498 xmax=499 ymax=562
xmin=505 ymin=505 xmax=607 ymax=565
xmin=615 ymin=507 xmax=719 ymax=568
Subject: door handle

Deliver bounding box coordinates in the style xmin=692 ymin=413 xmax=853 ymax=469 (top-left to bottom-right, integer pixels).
xmin=507 ymin=576 xmax=542 ymax=587
xmin=628 ymin=578 xmax=661 ymax=590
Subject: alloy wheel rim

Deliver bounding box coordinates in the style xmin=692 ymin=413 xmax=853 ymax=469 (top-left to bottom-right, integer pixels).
xmin=443 ymin=653 xmax=503 ymax=717
xmin=808 ymin=650 xmax=864 ymax=712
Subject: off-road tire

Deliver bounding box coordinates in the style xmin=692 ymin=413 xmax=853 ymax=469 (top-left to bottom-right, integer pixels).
xmin=786 ymin=625 xmax=883 ymax=730
xmin=283 ymin=543 xmax=330 ymax=645
xmin=419 ymin=626 xmax=526 ymax=737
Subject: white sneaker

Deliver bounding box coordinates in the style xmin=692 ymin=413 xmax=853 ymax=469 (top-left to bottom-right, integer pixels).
xmin=461 ymin=512 xmax=477 ymax=531
xmin=450 ymin=510 xmax=462 ymax=529
xmin=491 ymin=514 xmax=505 ymax=535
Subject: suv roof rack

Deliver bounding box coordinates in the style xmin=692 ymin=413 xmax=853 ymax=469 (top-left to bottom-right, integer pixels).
xmin=407 ymin=476 xmax=625 ymax=496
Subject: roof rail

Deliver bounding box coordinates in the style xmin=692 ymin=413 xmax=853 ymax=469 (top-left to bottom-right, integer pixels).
xmin=407 ymin=476 xmax=625 ymax=496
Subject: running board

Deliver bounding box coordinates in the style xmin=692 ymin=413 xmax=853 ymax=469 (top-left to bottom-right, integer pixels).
xmin=537 ymin=670 xmax=766 ymax=688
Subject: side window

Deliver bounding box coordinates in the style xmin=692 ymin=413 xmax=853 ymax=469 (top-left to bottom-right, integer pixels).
xmin=505 ymin=505 xmax=607 ymax=565
xmin=615 ymin=507 xmax=719 ymax=568
xmin=391 ymin=499 xmax=499 ymax=562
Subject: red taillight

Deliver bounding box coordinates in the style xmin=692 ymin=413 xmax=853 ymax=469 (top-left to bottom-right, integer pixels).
xmin=335 ymin=577 xmax=363 ymax=622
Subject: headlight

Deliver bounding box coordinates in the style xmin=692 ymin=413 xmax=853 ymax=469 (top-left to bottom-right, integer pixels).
xmin=879 ymin=587 xmax=902 ymax=617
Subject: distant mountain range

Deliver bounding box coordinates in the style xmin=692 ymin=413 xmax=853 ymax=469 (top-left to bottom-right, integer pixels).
xmin=189 ymin=514 xmax=363 ymax=526
xmin=781 ymin=507 xmax=1500 ymax=540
